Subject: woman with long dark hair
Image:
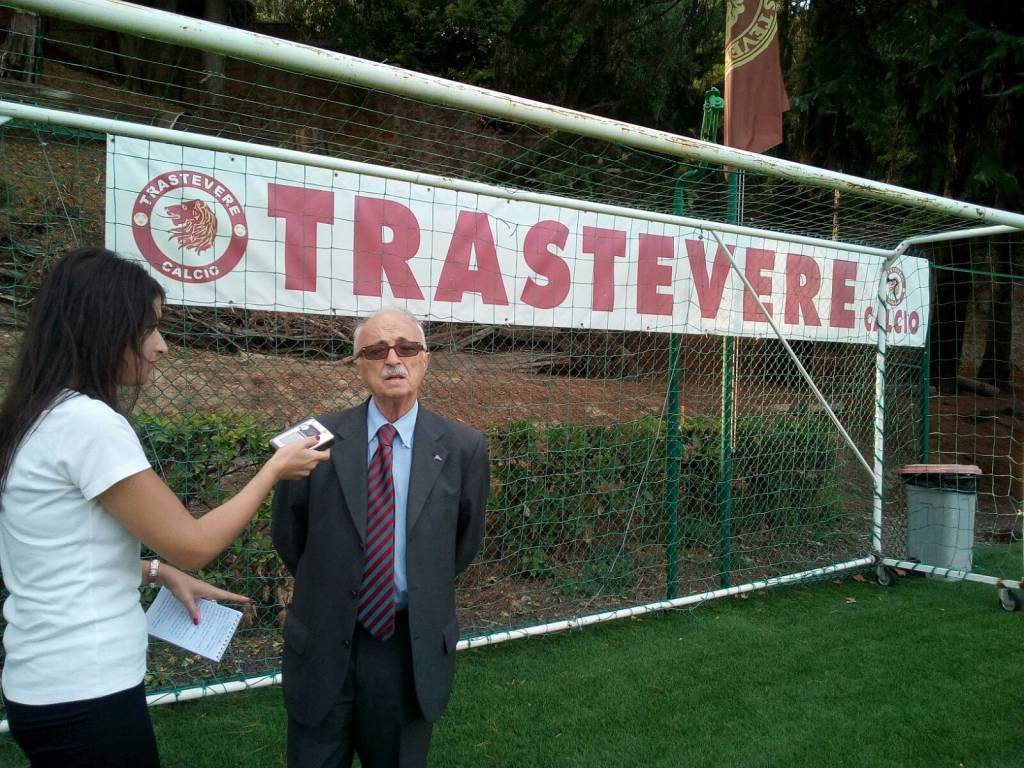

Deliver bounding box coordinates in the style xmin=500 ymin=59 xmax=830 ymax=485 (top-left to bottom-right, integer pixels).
xmin=0 ymin=247 xmax=329 ymax=767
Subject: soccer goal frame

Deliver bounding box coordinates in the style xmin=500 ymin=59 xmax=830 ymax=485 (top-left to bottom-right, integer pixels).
xmin=1 ymin=0 xmax=1023 ymax=722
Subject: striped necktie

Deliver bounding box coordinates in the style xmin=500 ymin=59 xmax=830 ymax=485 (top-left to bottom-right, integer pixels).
xmin=358 ymin=423 xmax=398 ymax=641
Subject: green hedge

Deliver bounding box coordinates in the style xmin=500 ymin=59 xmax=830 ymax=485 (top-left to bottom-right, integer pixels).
xmin=133 ymin=412 xmax=284 ymax=618
xmin=132 ymin=410 xmax=843 ymax=604
xmin=678 ymin=410 xmax=844 ymax=546
xmin=488 ymin=411 xmax=843 ymax=578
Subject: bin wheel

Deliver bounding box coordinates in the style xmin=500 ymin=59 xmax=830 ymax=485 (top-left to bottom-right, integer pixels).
xmin=876 ymin=565 xmax=896 ymax=587
xmin=998 ymin=588 xmax=1021 ymax=612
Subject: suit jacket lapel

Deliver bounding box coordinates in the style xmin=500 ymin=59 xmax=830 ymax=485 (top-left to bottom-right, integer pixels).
xmin=330 ymin=402 xmax=369 ymax=544
xmin=407 ymin=408 xmax=446 ymax=535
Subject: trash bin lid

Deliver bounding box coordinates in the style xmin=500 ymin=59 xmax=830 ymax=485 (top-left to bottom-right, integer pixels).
xmin=895 ymin=464 xmax=982 ymax=475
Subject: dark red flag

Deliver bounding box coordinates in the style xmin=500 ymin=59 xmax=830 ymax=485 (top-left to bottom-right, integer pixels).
xmin=724 ymin=1 xmax=790 ymax=153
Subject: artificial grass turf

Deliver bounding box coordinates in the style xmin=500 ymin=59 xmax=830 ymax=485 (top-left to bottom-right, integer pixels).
xmin=1 ymin=569 xmax=1020 ymax=767
xmin=437 ymin=573 xmax=1022 ymax=768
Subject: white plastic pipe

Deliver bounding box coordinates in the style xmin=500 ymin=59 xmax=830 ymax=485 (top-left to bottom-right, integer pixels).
xmin=145 ymin=673 xmax=282 ymax=707
xmin=0 ymin=555 xmax=874 ymax=733
xmin=458 ymin=556 xmax=875 ymax=649
xmin=0 ymin=100 xmax=894 ymax=260
xmin=10 ymin=0 xmax=1024 ymax=231
xmin=879 ymin=558 xmax=1024 ymax=590
xmin=870 ymin=226 xmax=1016 ymax=556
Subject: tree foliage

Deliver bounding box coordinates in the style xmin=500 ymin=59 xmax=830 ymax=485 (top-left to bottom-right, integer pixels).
xmin=256 ymin=0 xmax=524 ymax=84
xmin=255 ymin=0 xmax=723 ymax=134
xmin=492 ymin=0 xmax=722 ymax=131
xmin=250 ymin=0 xmax=1022 ymax=208
xmin=784 ymin=0 xmax=1024 ymax=209
xmin=780 ymin=1 xmax=1023 ymax=386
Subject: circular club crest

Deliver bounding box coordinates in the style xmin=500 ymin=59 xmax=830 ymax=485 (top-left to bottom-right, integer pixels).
xmin=727 ymin=1 xmax=781 ymax=70
xmin=132 ymin=171 xmax=248 ymax=284
xmin=885 ymin=266 xmax=906 ymax=306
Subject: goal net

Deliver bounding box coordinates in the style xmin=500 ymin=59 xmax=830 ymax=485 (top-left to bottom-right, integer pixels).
xmin=0 ymin=0 xmax=1021 ymax=709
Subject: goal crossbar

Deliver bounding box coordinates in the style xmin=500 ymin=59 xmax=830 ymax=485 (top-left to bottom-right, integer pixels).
xmin=9 ymin=0 xmax=1024 ymax=232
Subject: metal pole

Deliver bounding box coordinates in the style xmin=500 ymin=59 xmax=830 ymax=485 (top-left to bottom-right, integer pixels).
xmin=719 ymin=171 xmax=740 ymax=588
xmin=872 ymin=299 xmax=887 ymax=555
xmin=667 ymin=88 xmax=725 ymax=598
xmin=0 ymin=102 xmax=899 ymax=261
xmin=665 ymin=335 xmax=682 ymax=599
xmin=719 ymin=336 xmax=735 ymax=587
xmin=920 ymin=286 xmax=932 ymax=463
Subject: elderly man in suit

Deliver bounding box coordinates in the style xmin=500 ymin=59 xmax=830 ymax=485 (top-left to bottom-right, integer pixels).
xmin=272 ymin=308 xmax=489 ymax=768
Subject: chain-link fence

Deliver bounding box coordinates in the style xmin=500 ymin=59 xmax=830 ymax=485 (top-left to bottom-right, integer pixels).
xmin=0 ymin=1 xmax=1021 ymax=709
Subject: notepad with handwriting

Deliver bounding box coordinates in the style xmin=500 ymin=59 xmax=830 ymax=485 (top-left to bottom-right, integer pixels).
xmin=146 ymin=586 xmax=243 ymax=662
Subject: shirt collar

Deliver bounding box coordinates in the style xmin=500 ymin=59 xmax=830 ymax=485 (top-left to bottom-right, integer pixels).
xmin=367 ymin=398 xmax=418 ymax=448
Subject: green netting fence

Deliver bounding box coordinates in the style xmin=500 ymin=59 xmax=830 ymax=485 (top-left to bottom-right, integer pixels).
xmin=0 ymin=1 xmax=1021 ymax=716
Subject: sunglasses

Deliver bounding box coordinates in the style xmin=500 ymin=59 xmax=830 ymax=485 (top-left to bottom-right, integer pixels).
xmin=355 ymin=341 xmax=426 ymax=360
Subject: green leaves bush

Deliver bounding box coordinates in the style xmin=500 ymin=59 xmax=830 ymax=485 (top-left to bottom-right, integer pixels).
xmin=486 ymin=417 xmax=669 ymax=579
xmin=133 ymin=412 xmax=283 ymax=617
xmin=130 ymin=409 xmax=843 ymax=615
xmin=486 ymin=411 xmax=843 ymax=578
xmin=134 ymin=411 xmax=273 ymax=507
xmin=678 ymin=410 xmax=843 ymax=546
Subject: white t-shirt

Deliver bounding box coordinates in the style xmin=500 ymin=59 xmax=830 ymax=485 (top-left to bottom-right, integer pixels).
xmin=0 ymin=391 xmax=152 ymax=705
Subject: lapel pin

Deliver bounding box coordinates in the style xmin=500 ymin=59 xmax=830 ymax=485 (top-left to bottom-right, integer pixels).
xmin=433 ymin=454 xmax=443 ymax=462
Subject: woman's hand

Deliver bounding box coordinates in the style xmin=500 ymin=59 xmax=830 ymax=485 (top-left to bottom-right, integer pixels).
xmin=156 ymin=561 xmax=249 ymax=625
xmin=267 ymin=436 xmax=331 ymax=481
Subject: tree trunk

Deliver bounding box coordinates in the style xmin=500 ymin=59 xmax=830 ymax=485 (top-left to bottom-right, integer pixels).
xmin=119 ymin=0 xmax=181 ymax=98
xmin=202 ymin=0 xmax=226 ymax=110
xmin=0 ymin=11 xmax=41 ymax=83
xmin=977 ymin=245 xmax=1013 ymax=388
xmin=929 ymin=241 xmax=971 ymax=391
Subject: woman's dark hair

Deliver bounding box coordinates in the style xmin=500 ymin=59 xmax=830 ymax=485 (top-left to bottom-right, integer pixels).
xmin=0 ymin=247 xmax=166 ymax=493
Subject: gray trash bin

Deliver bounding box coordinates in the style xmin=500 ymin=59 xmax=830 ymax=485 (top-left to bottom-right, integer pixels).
xmin=896 ymin=464 xmax=981 ymax=575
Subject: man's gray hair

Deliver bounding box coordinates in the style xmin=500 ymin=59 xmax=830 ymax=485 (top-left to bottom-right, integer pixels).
xmin=352 ymin=307 xmax=427 ymax=351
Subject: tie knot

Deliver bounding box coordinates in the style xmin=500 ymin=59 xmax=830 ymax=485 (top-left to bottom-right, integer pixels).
xmin=377 ymin=423 xmax=397 ymax=449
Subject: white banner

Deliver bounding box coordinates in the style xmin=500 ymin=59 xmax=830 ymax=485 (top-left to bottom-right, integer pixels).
xmin=105 ymin=136 xmax=929 ymax=346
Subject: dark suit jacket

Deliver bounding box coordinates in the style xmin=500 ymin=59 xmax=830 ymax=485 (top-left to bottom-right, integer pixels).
xmin=271 ymin=400 xmax=489 ymax=727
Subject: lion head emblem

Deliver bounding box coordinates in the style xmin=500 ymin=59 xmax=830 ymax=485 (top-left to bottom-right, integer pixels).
xmin=164 ymin=199 xmax=217 ymax=254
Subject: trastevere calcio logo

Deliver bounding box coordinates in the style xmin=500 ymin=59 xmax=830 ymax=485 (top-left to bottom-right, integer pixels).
xmin=132 ymin=170 xmax=249 ymax=284
xmin=726 ymin=1 xmax=781 ymax=70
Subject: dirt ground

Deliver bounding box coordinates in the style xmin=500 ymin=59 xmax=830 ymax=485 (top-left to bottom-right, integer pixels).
xmin=142 ymin=346 xmax=670 ymax=432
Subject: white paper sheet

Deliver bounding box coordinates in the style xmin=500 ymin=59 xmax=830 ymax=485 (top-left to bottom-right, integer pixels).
xmin=145 ymin=586 xmax=243 ymax=662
